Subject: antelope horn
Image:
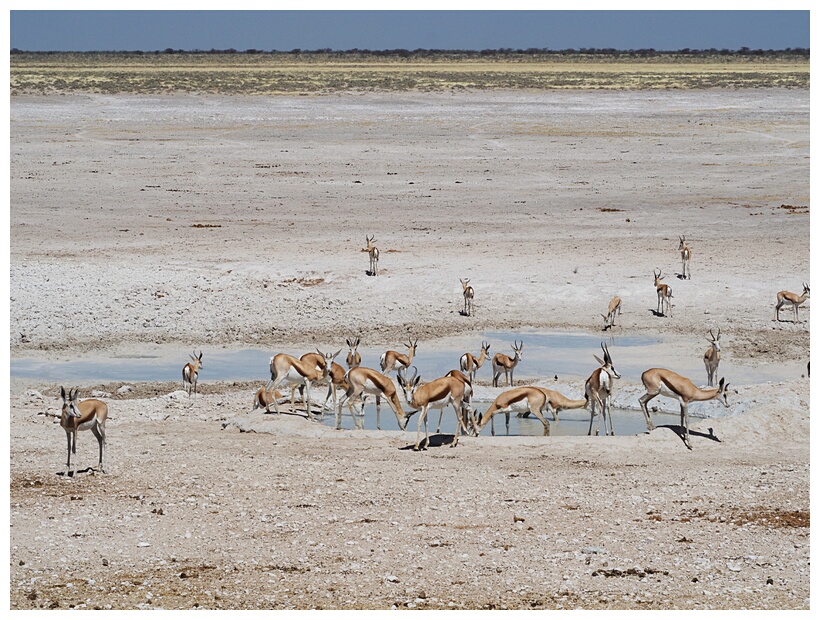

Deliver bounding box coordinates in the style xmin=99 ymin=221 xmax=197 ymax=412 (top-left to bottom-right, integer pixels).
xmin=709 ymin=328 xmax=715 ymax=340
xmin=717 ymin=327 xmax=721 ymax=339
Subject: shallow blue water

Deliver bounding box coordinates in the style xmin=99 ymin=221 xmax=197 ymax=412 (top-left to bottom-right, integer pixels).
xmin=317 ymin=400 xmax=678 ymax=438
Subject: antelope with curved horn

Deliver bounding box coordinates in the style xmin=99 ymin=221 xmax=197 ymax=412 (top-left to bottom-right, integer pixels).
xmin=703 ymin=328 xmax=721 ymax=387
xmin=638 ymin=368 xmax=731 ymax=450
xmin=182 ymin=350 xmax=203 ymax=396
xmin=266 ymin=349 xmax=338 ymax=419
xmin=397 ymin=367 xmax=472 ymax=450
xmin=775 ymin=283 xmax=810 ymax=323
xmin=654 ymin=269 xmax=673 ymax=317
xmin=380 ymin=338 xmax=417 ymax=376
xmin=362 ymin=235 xmax=379 ymax=276
xmin=60 ymin=387 xmax=108 ymax=476
xmin=338 ymin=366 xmax=412 ymax=431
xmin=460 ymin=340 xmax=490 ymax=383
xmin=345 ymin=337 xmax=361 ymax=369
xmin=601 ymin=295 xmax=622 ymax=331
xmin=492 ymin=340 xmax=524 ymax=387
xmin=460 ymin=278 xmax=474 ymax=316
xmin=678 ymin=235 xmax=692 ymax=280
xmin=584 ymin=342 xmax=621 ymax=437
xmin=474 ymin=386 xmax=553 ymax=437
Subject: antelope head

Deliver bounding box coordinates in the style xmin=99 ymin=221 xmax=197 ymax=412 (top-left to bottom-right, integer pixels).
xmin=803 ymin=283 xmax=811 ymax=297
xmin=460 ymin=278 xmax=471 ymax=291
xmin=364 ymin=235 xmax=376 ymax=251
xmin=317 ymin=348 xmax=342 ymax=377
xmin=60 ymin=386 xmax=82 ymax=418
xmin=481 ymin=340 xmax=491 ymax=355
xmin=593 ymin=342 xmax=620 ymax=379
xmin=654 ymin=269 xmax=665 ymax=286
xmin=678 ymin=235 xmax=687 ymax=250
xmin=707 ymin=328 xmax=721 ymax=351
xmin=512 ymin=339 xmax=524 ymax=359
xmin=406 ymin=338 xmax=418 ymax=356
xmin=396 ymin=366 xmax=421 ymax=402
xmin=189 ymin=350 xmax=203 ymax=369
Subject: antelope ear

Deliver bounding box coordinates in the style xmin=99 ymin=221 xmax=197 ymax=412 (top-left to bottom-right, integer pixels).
xmin=333 ymin=348 xmax=342 ymax=359
xmin=718 ymin=377 xmax=725 ymax=388
xmin=593 ymin=354 xmax=605 ymax=366
xmin=60 ymin=386 xmax=66 ymax=400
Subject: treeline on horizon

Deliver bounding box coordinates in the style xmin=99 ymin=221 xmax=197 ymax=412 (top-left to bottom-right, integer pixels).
xmin=9 ymin=47 xmax=810 ymax=57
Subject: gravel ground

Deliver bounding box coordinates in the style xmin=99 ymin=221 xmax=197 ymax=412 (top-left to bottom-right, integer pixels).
xmin=8 ymin=90 xmax=810 ymax=610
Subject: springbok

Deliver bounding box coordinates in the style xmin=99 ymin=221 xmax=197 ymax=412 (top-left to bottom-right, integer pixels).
xmin=474 ymin=386 xmax=553 ymax=437
xmin=397 ymin=367 xmax=472 ymax=450
xmin=182 ymin=350 xmax=203 ymax=396
xmin=703 ymin=328 xmax=721 ymax=387
xmin=654 ymin=269 xmax=673 ymax=317
xmin=380 ymin=338 xmax=417 ymax=376
xmin=460 ymin=278 xmax=474 ymax=316
xmin=775 ymin=283 xmax=810 ymax=323
xmin=519 ymin=387 xmax=588 ymax=422
xmin=678 ymin=236 xmax=692 ymax=280
xmin=252 ymin=387 xmax=282 ymax=412
xmin=584 ymin=342 xmax=621 ymax=437
xmin=434 ymin=369 xmax=476 ymax=434
xmin=363 ymin=235 xmax=379 ymax=276
xmin=338 ymin=366 xmax=412 ymax=431
xmin=601 ymin=295 xmax=622 ymax=330
xmin=345 ymin=337 xmax=361 ymax=369
xmin=296 ymin=350 xmax=349 ymax=416
xmin=60 ymin=387 xmax=108 ymax=476
xmin=638 ymin=368 xmax=731 ymax=450
xmin=492 ymin=340 xmax=524 ymax=387
xmin=460 ymin=340 xmax=491 ymax=383
xmin=266 ymin=349 xmax=338 ymax=419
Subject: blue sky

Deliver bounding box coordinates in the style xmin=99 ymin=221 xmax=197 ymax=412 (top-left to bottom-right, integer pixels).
xmin=9 ymin=9 xmax=810 ymax=52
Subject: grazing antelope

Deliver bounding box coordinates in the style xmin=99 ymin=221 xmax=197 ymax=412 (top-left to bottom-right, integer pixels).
xmin=653 ymin=269 xmax=673 ymax=317
xmin=397 ymin=367 xmax=472 ymax=450
xmin=182 ymin=350 xmax=203 ymax=396
xmin=584 ymin=342 xmax=621 ymax=437
xmin=338 ymin=366 xmax=412 ymax=431
xmin=492 ymin=340 xmax=524 ymax=387
xmin=775 ymin=283 xmax=810 ymax=323
xmin=380 ymin=338 xmax=417 ymax=376
xmin=703 ymin=328 xmax=721 ymax=387
xmin=474 ymin=386 xmax=553 ymax=437
xmin=252 ymin=387 xmax=283 ymax=411
xmin=678 ymin=235 xmax=692 ymax=279
xmin=638 ymin=368 xmax=731 ymax=450
xmin=60 ymin=387 xmax=108 ymax=476
xmin=601 ymin=295 xmax=622 ymax=330
xmin=520 ymin=387 xmax=588 ymax=422
xmin=460 ymin=278 xmax=474 ymax=316
xmin=266 ymin=349 xmax=338 ymax=419
xmin=460 ymin=340 xmax=491 ymax=383
xmin=345 ymin=337 xmax=361 ymax=369
xmin=362 ymin=235 xmax=379 ymax=276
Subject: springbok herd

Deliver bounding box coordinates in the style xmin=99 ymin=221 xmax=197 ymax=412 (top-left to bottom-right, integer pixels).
xmin=55 ymin=235 xmax=808 ymax=475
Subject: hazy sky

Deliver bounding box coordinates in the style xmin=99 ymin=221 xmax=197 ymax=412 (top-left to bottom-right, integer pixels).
xmin=9 ymin=9 xmax=810 ymax=52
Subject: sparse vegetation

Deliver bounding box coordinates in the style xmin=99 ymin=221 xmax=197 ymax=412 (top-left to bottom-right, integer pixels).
xmin=10 ymin=50 xmax=809 ymax=95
